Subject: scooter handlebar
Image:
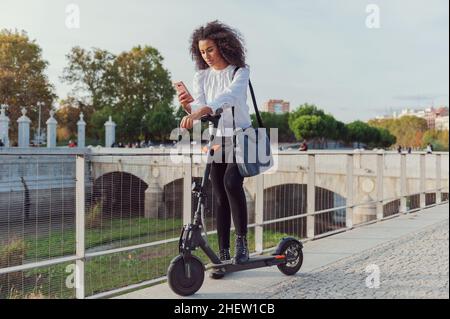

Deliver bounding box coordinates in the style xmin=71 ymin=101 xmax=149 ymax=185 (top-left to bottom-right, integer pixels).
xmin=200 ymin=107 xmax=223 ymax=123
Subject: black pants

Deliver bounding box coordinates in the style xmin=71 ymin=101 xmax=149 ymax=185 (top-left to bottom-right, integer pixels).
xmin=209 ymin=138 xmax=248 ymax=251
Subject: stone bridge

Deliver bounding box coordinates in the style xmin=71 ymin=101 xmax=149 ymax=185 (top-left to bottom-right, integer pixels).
xmin=88 ymin=148 xmax=449 ymax=225
xmin=0 ymin=148 xmax=448 ymax=227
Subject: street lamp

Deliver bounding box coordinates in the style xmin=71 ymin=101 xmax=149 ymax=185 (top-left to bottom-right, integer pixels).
xmin=36 ymin=101 xmax=44 ymax=146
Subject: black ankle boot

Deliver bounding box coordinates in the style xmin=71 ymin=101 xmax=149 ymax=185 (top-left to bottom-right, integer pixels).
xmin=210 ymin=248 xmax=230 ymax=279
xmin=219 ymin=248 xmax=231 ymax=261
xmin=234 ymin=235 xmax=249 ymax=264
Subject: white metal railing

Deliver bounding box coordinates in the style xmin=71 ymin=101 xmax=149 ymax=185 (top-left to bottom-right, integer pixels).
xmin=0 ymin=149 xmax=448 ymax=299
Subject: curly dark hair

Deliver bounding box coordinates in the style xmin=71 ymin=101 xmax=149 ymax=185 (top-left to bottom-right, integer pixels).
xmin=190 ymin=20 xmax=247 ymax=70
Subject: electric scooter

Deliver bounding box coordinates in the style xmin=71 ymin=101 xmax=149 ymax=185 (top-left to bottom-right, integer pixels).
xmin=167 ymin=108 xmax=304 ymax=296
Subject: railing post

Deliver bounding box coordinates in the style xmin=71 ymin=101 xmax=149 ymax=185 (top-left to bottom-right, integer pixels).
xmin=420 ymin=153 xmax=426 ymax=209
xmin=75 ymin=155 xmax=85 ymax=299
xmin=307 ymin=154 xmax=315 ymax=239
xmin=346 ymin=154 xmax=354 ymax=229
xmin=400 ymin=153 xmax=407 ymax=213
xmin=376 ymin=152 xmax=384 ymax=220
xmin=436 ymin=154 xmax=442 ymax=204
xmin=255 ymin=174 xmax=264 ymax=253
xmin=183 ymin=154 xmax=192 ymax=225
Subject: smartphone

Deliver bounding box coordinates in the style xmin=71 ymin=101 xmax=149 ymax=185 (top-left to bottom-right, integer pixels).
xmin=173 ymin=81 xmax=193 ymax=114
xmin=173 ymin=81 xmax=192 ymax=98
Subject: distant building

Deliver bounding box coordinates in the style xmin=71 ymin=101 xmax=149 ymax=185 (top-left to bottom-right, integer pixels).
xmin=435 ymin=116 xmax=449 ymax=131
xmin=435 ymin=106 xmax=449 ymax=118
xmin=396 ymin=108 xmax=427 ymax=119
xmin=423 ymin=109 xmax=436 ymax=129
xmin=378 ymin=106 xmax=449 ymax=130
xmin=263 ymin=99 xmax=290 ymax=114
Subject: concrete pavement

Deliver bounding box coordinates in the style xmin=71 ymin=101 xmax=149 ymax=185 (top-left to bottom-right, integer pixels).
xmin=114 ymin=203 xmax=449 ymax=299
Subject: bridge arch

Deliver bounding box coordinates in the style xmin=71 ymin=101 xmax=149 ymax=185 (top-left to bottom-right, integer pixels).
xmin=92 ymin=171 xmax=148 ymax=218
xmin=262 ymin=174 xmax=348 ymax=200
xmin=162 ymin=177 xmax=214 ymax=219
xmin=263 ymin=183 xmax=347 ymax=237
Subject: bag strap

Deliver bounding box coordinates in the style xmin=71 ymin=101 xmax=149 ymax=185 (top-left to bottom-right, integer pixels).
xmin=232 ymin=67 xmax=265 ymax=128
xmin=231 ymin=106 xmax=237 ymax=162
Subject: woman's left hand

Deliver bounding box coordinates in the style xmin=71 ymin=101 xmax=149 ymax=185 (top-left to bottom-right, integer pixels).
xmin=180 ymin=106 xmax=213 ymax=129
xmin=180 ymin=114 xmax=195 ymax=129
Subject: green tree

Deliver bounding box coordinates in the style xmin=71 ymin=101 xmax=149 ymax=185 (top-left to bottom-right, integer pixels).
xmin=368 ymin=116 xmax=428 ymax=148
xmin=144 ymin=102 xmax=177 ymax=143
xmin=345 ymin=121 xmax=395 ymax=149
xmin=288 ymin=104 xmax=341 ymax=147
xmin=61 ymin=46 xmax=114 ymax=110
xmin=62 ymin=45 xmax=176 ymax=142
xmin=346 ymin=121 xmax=374 ymax=148
xmin=61 ymin=47 xmax=115 ymax=140
xmin=174 ymin=105 xmax=187 ymax=124
xmin=321 ymin=114 xmax=339 ymax=147
xmin=422 ymin=129 xmax=449 ymax=151
xmin=288 ymin=103 xmax=325 ymax=123
xmin=89 ymin=106 xmax=112 ymax=145
xmin=289 ymin=115 xmax=327 ymax=147
xmin=109 ymin=46 xmax=174 ymax=109
xmin=54 ymin=101 xmax=80 ymax=142
xmin=377 ymin=127 xmax=397 ymax=148
xmin=335 ymin=120 xmax=348 ymax=143
xmin=108 ymin=46 xmax=176 ymax=142
xmin=0 ymin=29 xmax=56 ymax=143
xmin=251 ymin=112 xmax=296 ymax=142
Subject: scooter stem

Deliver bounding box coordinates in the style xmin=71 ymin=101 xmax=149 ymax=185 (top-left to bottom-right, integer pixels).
xmin=192 ymin=108 xmax=223 ymax=226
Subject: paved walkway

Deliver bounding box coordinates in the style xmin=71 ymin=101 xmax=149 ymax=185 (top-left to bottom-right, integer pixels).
xmin=115 ymin=203 xmax=449 ymax=299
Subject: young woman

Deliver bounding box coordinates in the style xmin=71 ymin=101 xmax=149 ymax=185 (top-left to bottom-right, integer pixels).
xmin=178 ymin=20 xmax=252 ymax=268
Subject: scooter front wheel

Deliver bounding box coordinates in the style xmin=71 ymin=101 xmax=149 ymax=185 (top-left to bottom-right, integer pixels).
xmin=167 ymin=256 xmax=205 ymax=296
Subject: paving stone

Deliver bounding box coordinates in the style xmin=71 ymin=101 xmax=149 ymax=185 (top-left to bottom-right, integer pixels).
xmin=264 ymin=220 xmax=449 ymax=299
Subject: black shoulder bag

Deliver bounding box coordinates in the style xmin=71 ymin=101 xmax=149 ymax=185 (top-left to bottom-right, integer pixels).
xmin=231 ymin=67 xmax=274 ymax=177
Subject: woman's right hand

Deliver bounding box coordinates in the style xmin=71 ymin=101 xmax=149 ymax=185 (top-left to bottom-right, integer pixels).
xmin=178 ymin=91 xmax=194 ymax=113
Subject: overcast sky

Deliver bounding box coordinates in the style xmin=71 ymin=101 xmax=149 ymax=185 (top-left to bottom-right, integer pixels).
xmin=1 ymin=0 xmax=448 ymax=122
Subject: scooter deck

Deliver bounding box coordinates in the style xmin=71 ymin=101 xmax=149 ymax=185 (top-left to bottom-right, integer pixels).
xmin=209 ymin=254 xmax=286 ymax=273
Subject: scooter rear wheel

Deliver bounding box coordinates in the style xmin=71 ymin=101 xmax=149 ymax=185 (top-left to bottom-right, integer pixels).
xmin=167 ymin=257 xmax=204 ymax=296
xmin=277 ymin=239 xmax=303 ymax=276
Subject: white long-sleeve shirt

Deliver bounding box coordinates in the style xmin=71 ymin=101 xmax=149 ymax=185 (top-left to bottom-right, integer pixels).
xmin=189 ymin=64 xmax=252 ymax=137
